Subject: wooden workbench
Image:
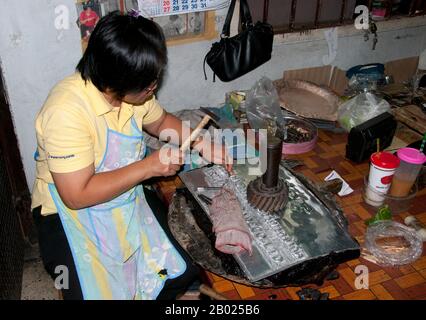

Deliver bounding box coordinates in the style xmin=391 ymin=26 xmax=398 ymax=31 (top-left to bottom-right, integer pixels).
xmin=155 ymin=129 xmax=426 ymax=300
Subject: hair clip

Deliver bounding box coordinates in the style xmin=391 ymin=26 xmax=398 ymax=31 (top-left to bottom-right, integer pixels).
xmin=128 ymin=9 xmax=142 ymax=18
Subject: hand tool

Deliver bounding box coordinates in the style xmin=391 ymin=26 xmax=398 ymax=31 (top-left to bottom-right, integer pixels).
xmin=180 ymin=115 xmax=211 ymax=152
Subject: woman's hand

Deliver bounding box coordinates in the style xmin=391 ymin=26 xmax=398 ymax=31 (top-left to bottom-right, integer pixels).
xmin=193 ymin=138 xmax=233 ymax=173
xmin=144 ymin=147 xmax=184 ymax=178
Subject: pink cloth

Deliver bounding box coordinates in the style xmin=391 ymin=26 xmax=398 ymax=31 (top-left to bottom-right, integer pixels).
xmin=209 ymin=188 xmax=252 ymax=255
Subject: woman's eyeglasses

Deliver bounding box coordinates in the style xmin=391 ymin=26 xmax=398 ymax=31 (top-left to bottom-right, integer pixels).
xmin=143 ymin=80 xmax=158 ymax=94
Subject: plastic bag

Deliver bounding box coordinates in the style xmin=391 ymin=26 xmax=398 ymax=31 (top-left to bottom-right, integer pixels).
xmin=246 ymin=77 xmax=285 ymax=136
xmin=347 ymin=74 xmax=380 ymax=94
xmin=338 ymin=92 xmax=390 ymax=132
xmin=364 ymin=221 xmax=423 ymax=267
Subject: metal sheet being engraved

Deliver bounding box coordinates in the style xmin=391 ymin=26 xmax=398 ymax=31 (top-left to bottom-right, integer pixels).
xmin=179 ymin=164 xmax=360 ymax=282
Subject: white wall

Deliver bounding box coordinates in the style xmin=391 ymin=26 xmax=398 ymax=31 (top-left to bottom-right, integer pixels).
xmin=0 ymin=0 xmax=81 ymax=190
xmin=0 ymin=1 xmax=425 ymax=190
xmin=161 ymin=18 xmax=426 ymax=108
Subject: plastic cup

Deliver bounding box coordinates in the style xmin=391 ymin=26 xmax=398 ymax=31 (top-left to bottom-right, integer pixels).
xmin=389 ymin=148 xmax=426 ymax=197
xmin=365 ymin=151 xmax=400 ymax=207
xmin=363 ymin=176 xmax=417 ymax=214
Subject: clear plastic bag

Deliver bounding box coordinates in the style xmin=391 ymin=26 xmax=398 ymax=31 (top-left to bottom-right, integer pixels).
xmin=347 ymin=74 xmax=380 ymax=94
xmin=364 ymin=221 xmax=423 ymax=267
xmin=246 ymin=77 xmax=286 ymax=136
xmin=337 ymin=92 xmax=390 ymax=132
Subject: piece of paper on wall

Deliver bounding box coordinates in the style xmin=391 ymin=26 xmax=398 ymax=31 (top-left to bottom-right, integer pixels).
xmin=136 ymin=0 xmax=230 ymax=17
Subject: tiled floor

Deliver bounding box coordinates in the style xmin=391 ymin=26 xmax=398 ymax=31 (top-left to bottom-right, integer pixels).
xmin=156 ymin=130 xmax=426 ymax=300
xmin=201 ymin=130 xmax=426 ymax=300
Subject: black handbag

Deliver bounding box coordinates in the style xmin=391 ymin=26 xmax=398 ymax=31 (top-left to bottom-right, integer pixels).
xmin=204 ymin=0 xmax=274 ymax=82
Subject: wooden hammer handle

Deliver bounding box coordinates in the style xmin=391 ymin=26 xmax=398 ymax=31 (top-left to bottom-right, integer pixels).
xmin=180 ymin=115 xmax=211 ymax=152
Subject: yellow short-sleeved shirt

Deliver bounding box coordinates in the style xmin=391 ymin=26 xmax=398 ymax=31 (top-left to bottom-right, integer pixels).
xmin=31 ymin=73 xmax=164 ymax=216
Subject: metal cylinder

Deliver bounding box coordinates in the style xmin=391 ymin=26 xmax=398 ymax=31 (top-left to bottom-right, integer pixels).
xmin=262 ymin=135 xmax=283 ymax=188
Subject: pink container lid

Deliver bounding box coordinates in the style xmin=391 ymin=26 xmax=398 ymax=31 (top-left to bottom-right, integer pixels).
xmin=397 ymin=148 xmax=426 ymax=165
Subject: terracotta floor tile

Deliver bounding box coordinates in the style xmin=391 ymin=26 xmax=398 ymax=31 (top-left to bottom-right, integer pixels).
xmin=317 ymin=142 xmax=335 ymax=153
xmin=339 ymin=161 xmax=360 ymax=175
xmin=403 ymin=283 xmax=426 ymax=299
xmin=399 ymin=265 xmax=416 ymax=275
xmin=347 ymin=259 xmax=361 ymax=267
xmin=394 ymin=272 xmax=425 ymax=289
xmin=382 ymin=280 xmax=411 ymax=300
xmin=331 ymin=143 xmax=347 ymax=154
xmin=341 ymin=194 xmax=363 ymax=207
xmin=370 ymin=284 xmax=394 ymax=300
xmin=412 ymin=256 xmax=426 ymax=271
xmin=325 ymin=278 xmax=354 ymax=296
xmin=319 ymin=151 xmax=339 ymax=159
xmin=212 ymin=280 xmax=235 ymax=293
xmin=352 ymin=204 xmax=373 ymax=220
xmin=303 ymin=157 xmax=319 ymax=169
xmin=339 ymin=268 xmax=357 ymax=290
xmin=318 ymin=131 xmax=331 ymax=142
xmin=414 ymin=212 xmax=426 ymax=224
xmin=343 ymin=173 xmax=363 ymax=182
xmin=368 ymin=270 xmax=392 ymax=286
xmin=209 ymin=273 xmax=226 ymax=282
xmin=380 ymin=266 xmax=404 ymax=279
xmin=343 ymin=289 xmax=376 ymax=300
xmin=233 ymin=283 xmax=255 ymax=299
xmin=223 ymin=290 xmax=241 ymax=300
xmin=357 ymin=258 xmax=384 ymax=272
xmin=284 ymin=287 xmax=302 ymax=300
xmin=319 ymin=285 xmax=340 ymax=299
xmin=300 ymin=169 xmax=322 ymax=184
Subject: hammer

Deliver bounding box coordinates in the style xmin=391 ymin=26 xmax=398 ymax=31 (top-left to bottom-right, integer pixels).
xmin=180 ymin=114 xmax=212 ymax=152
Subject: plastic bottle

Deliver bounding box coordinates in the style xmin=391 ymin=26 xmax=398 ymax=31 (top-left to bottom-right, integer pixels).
xmin=389 ymin=148 xmax=426 ymax=197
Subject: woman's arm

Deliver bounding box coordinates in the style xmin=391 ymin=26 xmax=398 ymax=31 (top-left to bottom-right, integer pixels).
xmin=144 ymin=111 xmax=232 ymax=172
xmin=144 ymin=111 xmax=185 ymax=145
xmin=51 ymin=147 xmax=181 ymax=210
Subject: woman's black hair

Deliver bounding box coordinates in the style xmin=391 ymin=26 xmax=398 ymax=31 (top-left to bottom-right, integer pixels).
xmin=77 ymin=11 xmax=167 ymax=98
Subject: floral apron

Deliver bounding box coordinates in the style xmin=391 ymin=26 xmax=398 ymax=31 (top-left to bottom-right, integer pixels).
xmin=48 ymin=117 xmax=186 ymax=299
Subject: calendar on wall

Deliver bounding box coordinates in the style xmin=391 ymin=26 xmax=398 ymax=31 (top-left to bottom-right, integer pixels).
xmin=135 ymin=0 xmax=230 ymax=17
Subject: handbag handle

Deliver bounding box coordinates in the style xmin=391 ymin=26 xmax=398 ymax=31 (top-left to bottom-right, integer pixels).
xmin=221 ymin=0 xmax=254 ymax=37
xmin=239 ymin=0 xmax=253 ymax=29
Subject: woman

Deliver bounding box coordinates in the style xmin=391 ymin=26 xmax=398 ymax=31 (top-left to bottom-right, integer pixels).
xmin=79 ymin=4 xmax=100 ymax=40
xmin=32 ymin=11 xmax=231 ymax=300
